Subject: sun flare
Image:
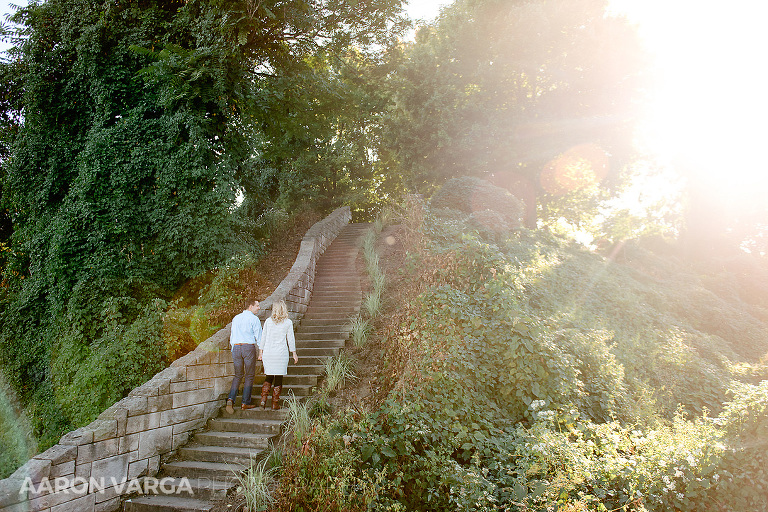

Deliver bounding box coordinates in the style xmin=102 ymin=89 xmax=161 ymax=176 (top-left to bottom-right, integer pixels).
xmin=611 ymin=0 xmax=768 ymax=206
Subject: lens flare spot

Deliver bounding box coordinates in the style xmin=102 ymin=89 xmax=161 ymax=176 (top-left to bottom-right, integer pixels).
xmin=541 ymin=144 xmax=609 ymax=195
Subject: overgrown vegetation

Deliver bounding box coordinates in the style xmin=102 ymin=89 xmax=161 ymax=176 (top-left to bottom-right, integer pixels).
xmin=2 ymin=0 xmax=765 ymax=502
xmin=269 ymin=194 xmax=768 ymax=511
xmin=0 ymin=0 xmax=404 ymax=476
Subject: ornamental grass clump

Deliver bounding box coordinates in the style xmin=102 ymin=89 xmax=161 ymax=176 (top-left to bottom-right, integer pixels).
xmin=322 ymin=353 xmax=356 ymax=395
xmin=234 ymin=457 xmax=275 ymax=512
xmin=350 ymin=315 xmax=371 ymax=347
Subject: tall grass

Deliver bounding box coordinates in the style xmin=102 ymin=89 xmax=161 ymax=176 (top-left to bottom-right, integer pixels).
xmin=322 ymin=353 xmax=356 ymax=394
xmin=234 ymin=457 xmax=275 ymax=511
xmin=351 ymin=315 xmax=371 ymax=347
xmin=284 ymin=393 xmax=312 ymax=446
xmin=363 ymin=290 xmax=382 ymax=319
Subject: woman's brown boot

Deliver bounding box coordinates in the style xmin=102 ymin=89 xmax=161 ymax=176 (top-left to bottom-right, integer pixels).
xmin=260 ymin=381 xmax=271 ymax=409
xmin=271 ymin=386 xmax=282 ymax=410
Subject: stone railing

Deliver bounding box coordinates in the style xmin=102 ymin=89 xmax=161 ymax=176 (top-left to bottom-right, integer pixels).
xmin=0 ymin=206 xmax=351 ymax=512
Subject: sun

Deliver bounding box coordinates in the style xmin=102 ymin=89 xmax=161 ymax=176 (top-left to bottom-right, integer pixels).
xmin=611 ymin=0 xmax=768 ymax=207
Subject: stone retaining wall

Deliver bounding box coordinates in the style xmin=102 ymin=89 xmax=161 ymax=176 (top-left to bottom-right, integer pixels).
xmin=0 ymin=207 xmax=351 ymax=512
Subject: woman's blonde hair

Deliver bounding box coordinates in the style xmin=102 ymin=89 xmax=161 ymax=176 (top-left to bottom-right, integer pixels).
xmin=271 ymin=300 xmax=289 ymax=323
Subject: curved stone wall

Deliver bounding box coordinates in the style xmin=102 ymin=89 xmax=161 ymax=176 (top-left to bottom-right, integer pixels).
xmin=0 ymin=206 xmax=351 ymax=512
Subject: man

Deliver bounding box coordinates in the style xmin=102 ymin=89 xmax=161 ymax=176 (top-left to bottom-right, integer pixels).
xmin=226 ymin=299 xmax=262 ymax=413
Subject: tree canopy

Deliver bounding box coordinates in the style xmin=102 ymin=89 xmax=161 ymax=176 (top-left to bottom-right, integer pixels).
xmin=0 ymin=0 xmax=406 ymax=451
xmin=381 ymin=0 xmax=647 ymax=227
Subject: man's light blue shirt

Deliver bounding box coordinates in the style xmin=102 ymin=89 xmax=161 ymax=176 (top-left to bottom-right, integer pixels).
xmin=230 ymin=310 xmax=262 ymax=346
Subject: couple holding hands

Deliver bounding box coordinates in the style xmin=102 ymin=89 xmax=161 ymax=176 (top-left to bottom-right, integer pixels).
xmin=225 ymin=299 xmax=297 ymax=413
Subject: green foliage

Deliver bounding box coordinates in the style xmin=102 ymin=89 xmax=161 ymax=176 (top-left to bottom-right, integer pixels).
xmin=0 ymin=0 xmax=407 ymax=465
xmin=381 ymin=0 xmax=648 ymax=228
xmin=0 ymin=371 xmax=36 ymax=479
xmin=50 ymin=297 xmax=167 ymax=427
xmin=274 ymin=202 xmax=768 ymax=511
xmin=430 ymin=176 xmax=524 ymax=228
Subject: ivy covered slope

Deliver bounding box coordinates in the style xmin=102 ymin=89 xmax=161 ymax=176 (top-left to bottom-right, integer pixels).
xmin=0 ymin=0 xmax=406 ymax=470
xmin=274 ymin=194 xmax=768 ymax=512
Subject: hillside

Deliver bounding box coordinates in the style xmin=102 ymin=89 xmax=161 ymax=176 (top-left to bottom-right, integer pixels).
xmin=266 ymin=197 xmax=768 ymax=512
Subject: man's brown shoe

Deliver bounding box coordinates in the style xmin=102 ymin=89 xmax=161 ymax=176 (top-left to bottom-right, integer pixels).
xmin=241 ymin=403 xmax=257 ymax=410
xmin=226 ymin=399 xmax=234 ymax=414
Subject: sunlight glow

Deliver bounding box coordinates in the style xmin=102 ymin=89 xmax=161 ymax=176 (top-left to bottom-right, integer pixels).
xmin=611 ymin=0 xmax=768 ymax=204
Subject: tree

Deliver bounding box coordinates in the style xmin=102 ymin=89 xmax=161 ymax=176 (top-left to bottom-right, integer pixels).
xmin=0 ymin=0 xmax=406 ymax=449
xmin=381 ymin=0 xmax=647 ymax=227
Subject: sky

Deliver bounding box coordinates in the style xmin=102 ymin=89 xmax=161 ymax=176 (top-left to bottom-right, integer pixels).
xmin=2 ymin=0 xmax=451 ymax=55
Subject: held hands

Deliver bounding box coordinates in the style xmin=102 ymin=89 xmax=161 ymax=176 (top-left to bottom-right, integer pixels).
xmin=258 ymin=349 xmax=263 ymax=361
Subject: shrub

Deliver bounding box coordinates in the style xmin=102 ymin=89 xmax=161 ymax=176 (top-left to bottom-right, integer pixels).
xmin=469 ymin=209 xmax=510 ymax=239
xmin=51 ymin=298 xmax=166 ymax=427
xmin=430 ymin=176 xmax=524 ymax=228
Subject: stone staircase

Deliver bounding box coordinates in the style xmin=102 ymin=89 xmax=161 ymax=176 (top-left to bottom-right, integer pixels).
xmin=123 ymin=223 xmax=370 ymax=512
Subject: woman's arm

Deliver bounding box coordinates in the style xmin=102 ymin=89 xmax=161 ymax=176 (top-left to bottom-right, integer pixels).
xmin=287 ymin=320 xmax=297 ymax=363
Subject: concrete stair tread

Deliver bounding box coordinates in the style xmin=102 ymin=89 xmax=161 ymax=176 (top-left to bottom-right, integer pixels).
xmin=196 ymin=430 xmax=275 ymax=442
xmin=216 ymin=407 xmax=291 ymax=419
xmin=163 ymin=460 xmax=246 ymax=472
xmin=193 ymin=431 xmax=274 ymax=450
xmin=182 ymin=443 xmax=267 ymax=455
xmin=159 ymin=477 xmax=235 ymax=492
xmin=137 ymin=477 xmax=234 ymax=502
xmin=124 ymin=495 xmax=216 ymax=512
xmin=296 ymin=329 xmax=352 ymax=336
xmin=209 ymin=417 xmax=285 ymax=428
xmin=179 ymin=444 xmax=265 ymax=464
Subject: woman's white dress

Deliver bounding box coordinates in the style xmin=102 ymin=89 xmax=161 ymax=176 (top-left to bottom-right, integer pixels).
xmin=259 ymin=317 xmax=296 ymax=375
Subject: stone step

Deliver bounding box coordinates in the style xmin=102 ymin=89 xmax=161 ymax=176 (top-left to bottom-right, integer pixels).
xmin=295 ymin=332 xmax=349 ymax=346
xmin=315 ymin=262 xmax=357 ymax=270
xmin=304 ymin=295 xmax=360 ymax=303
xmin=311 ymin=281 xmax=359 ymax=289
xmin=300 ymin=312 xmax=358 ymax=322
xmin=193 ymin=430 xmax=275 ymax=450
xmin=175 ymin=478 xmax=233 ymax=501
xmin=124 ymin=495 xmax=216 ymax=512
xmin=179 ymin=444 xmax=265 ymax=465
xmin=298 ymin=318 xmax=355 ymax=327
xmin=207 ymin=416 xmax=284 ymax=435
xmin=304 ymin=295 xmax=361 ymax=303
xmin=286 ymin=365 xmax=324 ymax=376
xmin=295 ymin=347 xmax=342 ymax=357
xmin=161 ymin=460 xmax=245 ymax=480
xmin=254 ymin=374 xmax=319 ymax=387
xmin=311 ymin=285 xmax=359 ymax=292
xmin=313 ymin=275 xmax=360 ymax=282
xmin=216 ymin=405 xmax=290 ymax=420
xmin=316 ymin=254 xmax=358 ymax=261
xmin=315 ymin=267 xmax=356 ymax=274
xmin=295 ymin=338 xmax=345 ymax=348
xmin=313 ymin=274 xmax=360 ymax=287
xmin=294 ymin=344 xmax=342 ymax=354
xmin=124 ymin=477 xmax=234 ymax=502
xmin=295 ymin=326 xmax=352 ymax=336
xmin=311 ymin=287 xmax=360 ymax=294
xmin=288 ymin=356 xmax=332 ymax=366
xmin=304 ymin=305 xmax=360 ymax=313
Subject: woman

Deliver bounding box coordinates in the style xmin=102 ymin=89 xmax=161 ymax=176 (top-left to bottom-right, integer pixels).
xmin=258 ymin=300 xmax=298 ymax=409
